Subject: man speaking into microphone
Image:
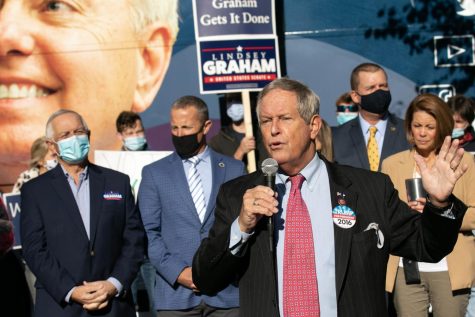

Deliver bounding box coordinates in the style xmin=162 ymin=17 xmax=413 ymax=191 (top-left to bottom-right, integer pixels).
xmin=192 ymin=78 xmax=469 ymax=316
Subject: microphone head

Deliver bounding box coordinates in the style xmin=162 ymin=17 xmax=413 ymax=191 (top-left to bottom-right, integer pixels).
xmin=261 ymin=158 xmax=278 ymax=176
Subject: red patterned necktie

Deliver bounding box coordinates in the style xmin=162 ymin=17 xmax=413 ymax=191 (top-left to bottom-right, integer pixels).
xmin=283 ymin=174 xmax=320 ymax=317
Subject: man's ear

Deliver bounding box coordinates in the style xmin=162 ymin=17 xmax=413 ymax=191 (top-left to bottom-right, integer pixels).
xmin=203 ymin=120 xmax=213 ymax=135
xmin=350 ymin=90 xmax=360 ymax=105
xmin=132 ymin=22 xmax=174 ymax=113
xmin=309 ymin=115 xmax=322 ymax=141
xmin=46 ymin=139 xmax=60 ymax=157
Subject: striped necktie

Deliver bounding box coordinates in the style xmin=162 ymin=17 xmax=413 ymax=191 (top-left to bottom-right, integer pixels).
xmin=187 ymin=156 xmax=206 ymax=223
xmin=367 ymin=126 xmax=380 ymax=171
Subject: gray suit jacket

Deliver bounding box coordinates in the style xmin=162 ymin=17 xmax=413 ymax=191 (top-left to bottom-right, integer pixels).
xmin=332 ymin=113 xmax=410 ymax=171
xmin=138 ymin=149 xmax=244 ymax=310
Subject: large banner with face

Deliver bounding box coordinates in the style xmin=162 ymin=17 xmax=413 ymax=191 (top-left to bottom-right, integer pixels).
xmin=1 ymin=0 xmax=474 ymax=190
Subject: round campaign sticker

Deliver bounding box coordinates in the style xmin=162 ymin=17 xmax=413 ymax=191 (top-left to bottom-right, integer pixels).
xmin=332 ymin=205 xmax=356 ymax=229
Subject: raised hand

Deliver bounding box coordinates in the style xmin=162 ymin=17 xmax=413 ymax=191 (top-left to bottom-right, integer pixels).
xmin=234 ymin=136 xmax=256 ymax=160
xmin=415 ymin=136 xmax=468 ymax=207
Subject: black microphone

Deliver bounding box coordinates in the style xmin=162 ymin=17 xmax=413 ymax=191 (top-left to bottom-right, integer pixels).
xmin=261 ymin=158 xmax=278 ymax=253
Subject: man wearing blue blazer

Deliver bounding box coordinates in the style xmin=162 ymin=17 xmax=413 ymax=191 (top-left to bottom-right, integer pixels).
xmin=138 ymin=96 xmax=244 ymax=316
xmin=21 ymin=109 xmax=145 ymax=317
xmin=332 ymin=63 xmax=410 ymax=171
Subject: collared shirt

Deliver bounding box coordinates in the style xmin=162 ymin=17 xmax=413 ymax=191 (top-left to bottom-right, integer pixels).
xmin=60 ymin=165 xmax=122 ymax=301
xmin=62 ymin=165 xmax=90 ymax=238
xmin=182 ymin=146 xmax=212 ymax=209
xmin=359 ymin=113 xmax=388 ymax=158
xmin=230 ymin=154 xmax=337 ymax=316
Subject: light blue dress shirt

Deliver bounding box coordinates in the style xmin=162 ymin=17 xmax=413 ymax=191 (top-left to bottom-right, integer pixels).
xmin=230 ymin=154 xmax=337 ymax=316
xmin=359 ymin=113 xmax=388 ymax=158
xmin=64 ymin=166 xmax=90 ymax=238
xmin=61 ymin=165 xmax=122 ymax=301
xmin=182 ymin=146 xmax=212 ymax=210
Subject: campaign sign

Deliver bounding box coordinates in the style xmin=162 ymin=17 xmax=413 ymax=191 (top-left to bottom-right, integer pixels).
xmin=3 ymin=193 xmax=21 ymax=249
xmin=198 ymin=38 xmax=280 ymax=93
xmin=194 ymin=0 xmax=274 ymax=38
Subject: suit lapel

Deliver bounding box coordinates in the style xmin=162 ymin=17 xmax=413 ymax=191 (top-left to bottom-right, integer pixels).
xmin=169 ymin=153 xmax=201 ymax=222
xmin=50 ymin=166 xmax=89 ymax=242
xmin=251 ymin=172 xmax=277 ymax=284
xmin=325 ymin=161 xmax=358 ymax=299
xmin=380 ymin=114 xmax=398 ymax=164
xmin=89 ymin=165 xmax=104 ymax=248
xmin=202 ymin=151 xmax=225 ymax=225
xmin=349 ymin=120 xmax=370 ymax=169
xmin=398 ymin=150 xmax=415 ymax=200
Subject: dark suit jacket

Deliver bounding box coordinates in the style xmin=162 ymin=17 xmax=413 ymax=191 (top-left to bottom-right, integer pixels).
xmin=332 ymin=113 xmax=410 ymax=171
xmin=192 ymin=159 xmax=467 ymax=317
xmin=21 ymin=164 xmax=144 ymax=317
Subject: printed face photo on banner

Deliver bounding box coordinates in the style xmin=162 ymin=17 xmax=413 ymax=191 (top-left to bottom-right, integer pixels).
xmin=0 ymin=0 xmax=178 ymax=186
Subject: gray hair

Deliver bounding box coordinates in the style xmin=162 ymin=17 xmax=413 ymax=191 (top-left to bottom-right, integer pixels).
xmin=256 ymin=78 xmax=320 ymax=124
xmin=45 ymin=109 xmax=89 ymax=139
xmin=129 ymin=0 xmax=179 ymax=41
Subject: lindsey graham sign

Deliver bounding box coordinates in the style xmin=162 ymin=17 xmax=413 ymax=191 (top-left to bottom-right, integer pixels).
xmin=194 ymin=0 xmax=275 ymax=37
xmin=193 ymin=0 xmax=281 ymax=94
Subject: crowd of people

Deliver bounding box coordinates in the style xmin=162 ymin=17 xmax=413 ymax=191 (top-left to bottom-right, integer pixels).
xmin=1 ymin=62 xmax=473 ymax=317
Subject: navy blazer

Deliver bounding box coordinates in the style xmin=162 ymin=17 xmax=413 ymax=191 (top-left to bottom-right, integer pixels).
xmin=192 ymin=158 xmax=467 ymax=317
xmin=332 ymin=113 xmax=410 ymax=171
xmin=21 ymin=164 xmax=144 ymax=317
xmin=138 ymin=149 xmax=244 ymax=310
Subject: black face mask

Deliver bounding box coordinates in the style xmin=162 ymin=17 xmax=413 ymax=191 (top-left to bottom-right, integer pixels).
xmin=172 ymin=132 xmax=203 ymax=159
xmin=359 ymin=89 xmax=392 ymax=115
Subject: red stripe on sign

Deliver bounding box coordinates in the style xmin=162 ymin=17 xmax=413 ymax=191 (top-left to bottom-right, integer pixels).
xmin=243 ymin=46 xmax=274 ymax=50
xmin=202 ymin=48 xmax=235 ymax=52
xmin=204 ymin=74 xmax=277 ymax=83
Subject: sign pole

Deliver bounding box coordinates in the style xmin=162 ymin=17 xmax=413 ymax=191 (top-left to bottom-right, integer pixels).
xmin=242 ymin=91 xmax=256 ymax=173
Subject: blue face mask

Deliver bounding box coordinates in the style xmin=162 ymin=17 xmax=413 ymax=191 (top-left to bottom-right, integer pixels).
xmin=226 ymin=103 xmax=244 ymax=122
xmin=57 ymin=135 xmax=90 ymax=164
xmin=124 ymin=136 xmax=147 ymax=151
xmin=452 ymin=128 xmax=465 ymax=139
xmin=336 ymin=112 xmax=358 ymax=125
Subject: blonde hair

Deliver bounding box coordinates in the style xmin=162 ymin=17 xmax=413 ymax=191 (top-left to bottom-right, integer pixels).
xmin=129 ymin=0 xmax=179 ymax=41
xmin=29 ymin=137 xmax=49 ymax=169
xmin=316 ymin=119 xmax=333 ymax=161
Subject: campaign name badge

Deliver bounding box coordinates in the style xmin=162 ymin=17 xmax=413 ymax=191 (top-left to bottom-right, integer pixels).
xmin=332 ymin=192 xmax=356 ymax=229
xmin=103 ymin=191 xmax=123 ymax=200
